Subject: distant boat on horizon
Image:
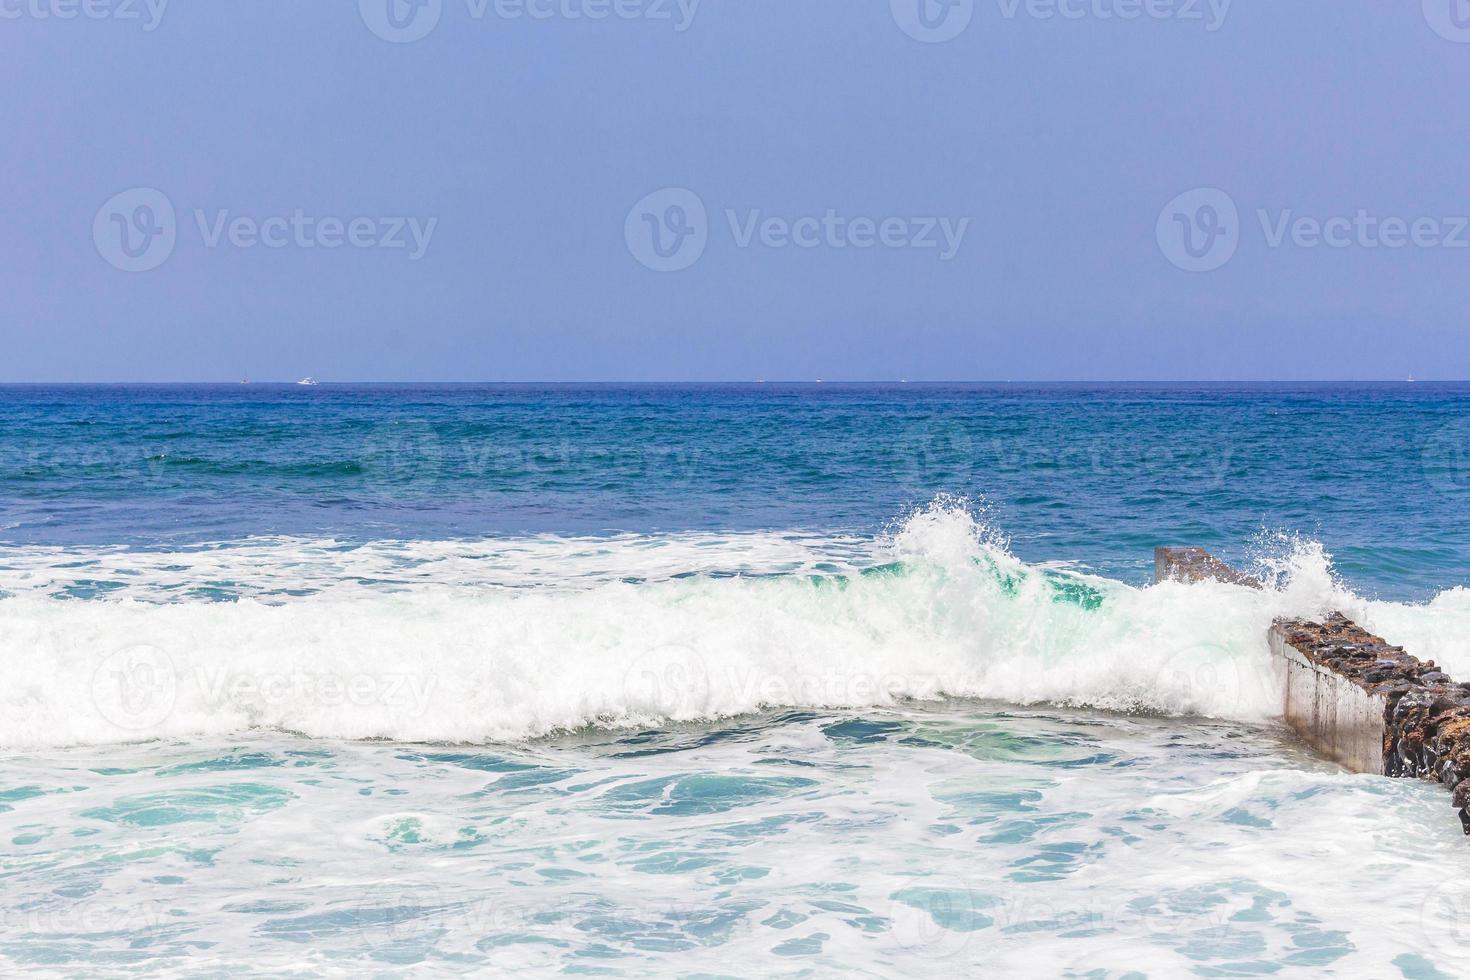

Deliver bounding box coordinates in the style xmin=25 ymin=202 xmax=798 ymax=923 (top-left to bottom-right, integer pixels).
xmin=296 ymin=377 xmax=319 ymax=386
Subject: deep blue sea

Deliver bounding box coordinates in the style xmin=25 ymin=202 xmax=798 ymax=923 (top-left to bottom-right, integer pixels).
xmin=2 ymin=384 xmax=1469 ymax=976
xmin=4 ymin=382 xmax=1470 ymax=595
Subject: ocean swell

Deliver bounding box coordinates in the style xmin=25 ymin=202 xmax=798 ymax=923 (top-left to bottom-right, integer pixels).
xmin=0 ymin=504 xmax=1385 ymax=748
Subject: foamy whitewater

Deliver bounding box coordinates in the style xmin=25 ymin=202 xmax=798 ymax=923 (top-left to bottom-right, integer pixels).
xmin=4 ymin=509 xmax=1470 ymax=975
xmin=0 ymin=505 xmax=1399 ymax=750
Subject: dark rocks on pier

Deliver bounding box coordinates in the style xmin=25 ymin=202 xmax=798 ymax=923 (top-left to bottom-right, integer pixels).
xmin=1156 ymin=547 xmax=1470 ymax=837
xmin=1276 ymin=614 xmax=1470 ymax=833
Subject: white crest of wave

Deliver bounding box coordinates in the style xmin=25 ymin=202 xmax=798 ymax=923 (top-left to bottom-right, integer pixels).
xmin=0 ymin=502 xmax=1400 ymax=749
xmin=1356 ymin=587 xmax=1470 ymax=680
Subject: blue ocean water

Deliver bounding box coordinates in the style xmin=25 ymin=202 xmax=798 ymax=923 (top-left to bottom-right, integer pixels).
xmin=3 ymin=384 xmax=1470 ymax=976
xmin=4 ymin=382 xmax=1469 ymax=597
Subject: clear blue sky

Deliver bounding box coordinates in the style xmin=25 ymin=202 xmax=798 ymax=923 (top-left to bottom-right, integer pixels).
xmin=3 ymin=1 xmax=1468 ymax=381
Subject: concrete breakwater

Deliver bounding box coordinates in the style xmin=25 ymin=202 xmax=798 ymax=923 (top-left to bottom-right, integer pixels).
xmin=1155 ymin=547 xmax=1470 ymax=835
xmin=1154 ymin=547 xmax=1263 ymax=589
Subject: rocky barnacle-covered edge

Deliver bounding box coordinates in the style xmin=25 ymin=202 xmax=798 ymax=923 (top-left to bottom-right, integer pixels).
xmin=1274 ymin=615 xmax=1470 ymax=834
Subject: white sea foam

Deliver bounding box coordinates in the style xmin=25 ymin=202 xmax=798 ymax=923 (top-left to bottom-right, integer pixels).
xmin=1357 ymin=587 xmax=1470 ymax=680
xmin=0 ymin=502 xmax=1439 ymax=749
xmin=6 ymin=712 xmax=1459 ymax=977
xmin=0 ymin=530 xmax=874 ymax=600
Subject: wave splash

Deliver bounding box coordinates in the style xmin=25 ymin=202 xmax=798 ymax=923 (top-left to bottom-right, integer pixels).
xmin=0 ymin=501 xmax=1422 ymax=749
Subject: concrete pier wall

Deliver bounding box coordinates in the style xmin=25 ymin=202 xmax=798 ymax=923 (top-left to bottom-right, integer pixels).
xmin=1273 ymin=614 xmax=1470 ymax=833
xmin=1154 ymin=547 xmax=1470 ymax=834
xmin=1270 ymin=620 xmax=1387 ymax=775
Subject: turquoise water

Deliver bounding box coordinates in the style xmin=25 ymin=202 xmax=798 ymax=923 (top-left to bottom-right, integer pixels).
xmin=5 ymin=706 xmax=1465 ymax=977
xmin=3 ymin=384 xmax=1470 ymax=976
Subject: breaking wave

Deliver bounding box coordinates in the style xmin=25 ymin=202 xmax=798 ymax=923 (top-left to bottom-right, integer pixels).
xmin=0 ymin=501 xmax=1444 ymax=749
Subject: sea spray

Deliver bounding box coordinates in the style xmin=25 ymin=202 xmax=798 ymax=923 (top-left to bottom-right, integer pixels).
xmin=0 ymin=502 xmax=1431 ymax=748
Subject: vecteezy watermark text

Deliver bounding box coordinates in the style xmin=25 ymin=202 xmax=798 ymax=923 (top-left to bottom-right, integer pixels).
xmin=192 ymin=666 xmax=437 ymax=714
xmin=359 ymin=0 xmax=699 ymax=43
xmin=727 ymin=210 xmax=969 ymax=259
xmin=995 ymin=0 xmax=1230 ymax=30
xmin=1157 ymin=187 xmax=1470 ymax=272
xmin=891 ymin=0 xmax=1231 ymax=43
xmin=90 ymin=644 xmax=439 ymax=734
xmin=193 ymin=210 xmax=437 ymax=259
xmin=359 ymin=421 xmax=706 ymax=490
xmin=0 ymin=0 xmax=167 ymax=29
xmin=93 ymin=188 xmax=437 ymax=272
xmin=1257 ymin=210 xmax=1470 ymax=251
xmin=625 ymin=187 xmax=969 ymax=272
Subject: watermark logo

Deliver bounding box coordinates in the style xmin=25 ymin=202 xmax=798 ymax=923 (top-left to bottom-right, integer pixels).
xmin=1420 ymin=882 xmax=1470 ymax=959
xmin=902 ymin=419 xmax=975 ymax=493
xmin=996 ymin=0 xmax=1231 ymax=31
xmin=1154 ymin=641 xmax=1252 ymax=718
xmin=891 ymin=0 xmax=974 ymax=43
xmin=0 ymin=0 xmax=168 ymax=30
xmin=91 ymin=644 xmax=177 ymax=731
xmin=193 ymin=210 xmax=437 ymax=258
xmin=361 ymin=421 xmax=444 ymax=487
xmin=360 ymin=0 xmax=442 ymax=43
xmin=1258 ymin=209 xmax=1469 ymax=251
xmin=94 ymin=187 xmax=176 ymax=273
xmin=1423 ymin=421 xmax=1470 ymax=493
xmin=622 ymin=644 xmax=711 ymax=717
xmin=1156 ymin=187 xmax=1238 ymax=273
xmin=1423 ymin=0 xmax=1470 ymax=43
xmin=1160 ymin=187 xmax=1470 ymax=272
xmin=625 ymin=187 xmax=708 ymax=272
xmin=3 ymin=441 xmax=175 ymax=485
xmin=93 ymin=186 xmax=437 ymax=273
xmin=473 ymin=0 xmax=700 ymax=29
xmin=626 ymin=187 xmax=970 ymax=272
xmin=194 ymin=667 xmax=438 ymax=716
xmin=361 ymin=0 xmax=699 ymax=42
xmin=359 ymin=883 xmax=448 ymax=950
xmin=727 ymin=209 xmax=968 ymax=260
xmin=889 ymin=881 xmax=989 ymax=958
xmin=90 ymin=646 xmax=438 ymax=737
xmin=981 ymin=433 xmax=1234 ymax=490
xmin=11 ymin=899 xmax=173 ymax=938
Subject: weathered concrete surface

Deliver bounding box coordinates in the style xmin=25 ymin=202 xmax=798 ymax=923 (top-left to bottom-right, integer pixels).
xmin=1156 ymin=547 xmax=1470 ymax=834
xmin=1154 ymin=547 xmax=1263 ymax=589
xmin=1273 ymin=615 xmax=1470 ymax=832
xmin=1270 ymin=619 xmax=1388 ymax=775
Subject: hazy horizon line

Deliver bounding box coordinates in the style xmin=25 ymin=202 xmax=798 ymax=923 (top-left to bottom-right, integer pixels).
xmin=0 ymin=378 xmax=1454 ymax=387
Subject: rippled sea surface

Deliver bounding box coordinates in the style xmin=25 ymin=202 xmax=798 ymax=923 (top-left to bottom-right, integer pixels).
xmin=3 ymin=382 xmax=1470 ymax=596
xmin=3 ymin=385 xmax=1470 ymax=977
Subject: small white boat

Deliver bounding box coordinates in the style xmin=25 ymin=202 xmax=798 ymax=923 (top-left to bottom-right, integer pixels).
xmin=296 ymin=377 xmax=319 ymax=386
